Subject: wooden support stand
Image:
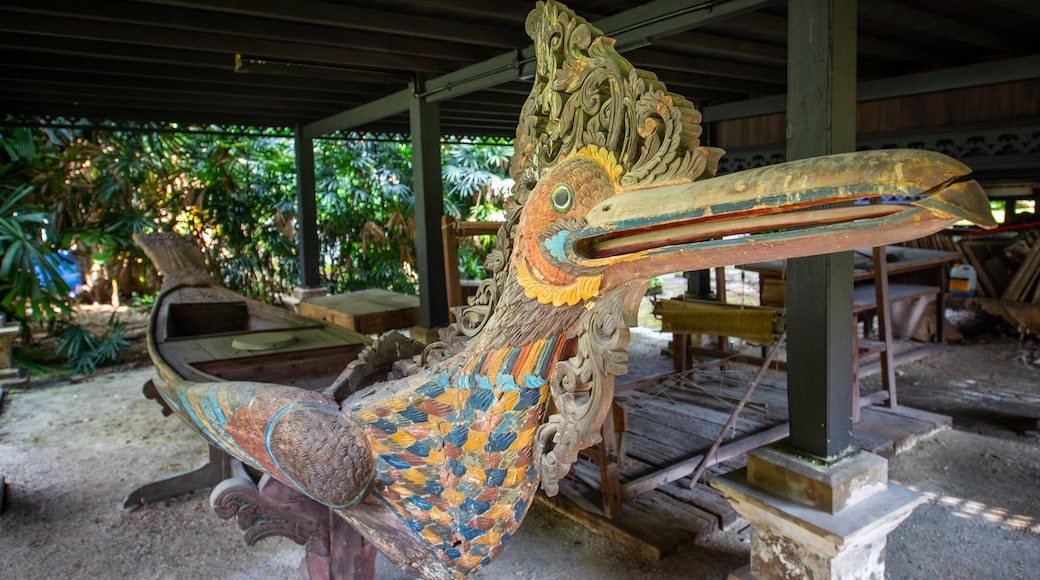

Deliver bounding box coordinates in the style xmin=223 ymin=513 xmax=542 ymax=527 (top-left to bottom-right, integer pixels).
xmin=0 ymin=324 xmax=22 ymax=384
xmin=124 ymin=381 xmax=234 ymax=509
xmin=211 ymin=469 xmax=376 ymax=580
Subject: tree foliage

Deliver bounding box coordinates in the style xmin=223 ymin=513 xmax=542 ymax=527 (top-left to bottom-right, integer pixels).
xmin=0 ymin=123 xmax=512 ymax=324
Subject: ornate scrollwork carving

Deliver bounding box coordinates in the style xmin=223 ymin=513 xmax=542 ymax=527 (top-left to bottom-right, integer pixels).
xmin=210 ymin=476 xmax=329 ymax=549
xmin=535 ymin=288 xmax=630 ymax=495
xmin=518 ymin=0 xmax=722 ymax=191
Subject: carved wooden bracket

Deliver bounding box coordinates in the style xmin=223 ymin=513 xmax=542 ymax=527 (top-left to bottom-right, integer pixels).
xmin=210 ymin=474 xmax=331 ymax=552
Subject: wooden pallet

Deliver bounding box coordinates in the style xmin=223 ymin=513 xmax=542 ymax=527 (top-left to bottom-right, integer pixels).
xmin=538 ymin=367 xmax=951 ymax=558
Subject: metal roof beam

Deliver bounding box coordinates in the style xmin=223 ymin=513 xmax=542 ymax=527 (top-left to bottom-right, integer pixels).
xmin=301 ymin=90 xmax=414 ymax=139
xmin=860 ymin=0 xmax=1019 ymax=52
xmin=128 ymin=0 xmax=529 ymax=49
xmin=0 ymin=10 xmax=464 ymax=74
xmin=703 ymin=54 xmax=1040 ymax=122
xmin=4 ymin=0 xmax=501 ymax=63
xmin=421 ymin=0 xmax=775 ymax=104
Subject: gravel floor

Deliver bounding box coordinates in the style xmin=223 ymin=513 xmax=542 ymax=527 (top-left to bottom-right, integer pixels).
xmin=1 ymin=325 xmax=1038 ymax=579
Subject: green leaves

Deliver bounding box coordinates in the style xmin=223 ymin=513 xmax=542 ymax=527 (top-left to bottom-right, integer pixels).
xmin=54 ymin=314 xmax=128 ymax=375
xmin=0 ymin=183 xmax=71 ymax=323
xmin=1 ymin=125 xmax=513 ymax=315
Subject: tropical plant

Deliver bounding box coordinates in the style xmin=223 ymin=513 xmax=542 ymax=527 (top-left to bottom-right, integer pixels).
xmin=443 ymin=139 xmax=513 ymax=280
xmin=0 ymin=182 xmax=71 ymax=325
xmin=2 ymin=124 xmax=515 ymax=312
xmin=53 ymin=313 xmax=129 ymax=375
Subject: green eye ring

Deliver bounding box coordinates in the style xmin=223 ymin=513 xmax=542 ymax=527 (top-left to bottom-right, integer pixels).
xmin=550 ymin=183 xmax=574 ymax=213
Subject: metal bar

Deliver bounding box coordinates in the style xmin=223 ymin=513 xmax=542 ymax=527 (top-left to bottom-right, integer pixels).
xmin=621 ymin=423 xmax=790 ymax=500
xmin=686 ymin=333 xmax=787 ymax=489
xmin=295 ymin=128 xmax=321 ymax=289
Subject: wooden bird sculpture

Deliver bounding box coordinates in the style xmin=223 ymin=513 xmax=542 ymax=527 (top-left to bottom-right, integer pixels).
xmin=139 ymin=1 xmax=996 ymax=578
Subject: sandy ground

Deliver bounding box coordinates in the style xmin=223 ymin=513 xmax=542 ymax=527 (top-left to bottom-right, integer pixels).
xmin=1 ymin=321 xmax=1039 ymax=579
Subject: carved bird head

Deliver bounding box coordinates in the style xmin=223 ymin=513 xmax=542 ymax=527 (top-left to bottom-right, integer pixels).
xmin=140 ymin=4 xmax=997 ymax=580
xmin=451 ymin=0 xmax=996 ymax=499
xmin=462 ymin=0 xmax=994 ymax=351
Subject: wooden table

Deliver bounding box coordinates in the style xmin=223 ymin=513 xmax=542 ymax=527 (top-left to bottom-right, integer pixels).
xmin=299 ymin=289 xmax=420 ymax=335
xmin=739 ymin=246 xmax=960 ymax=310
xmin=738 ymin=245 xmax=961 ymax=418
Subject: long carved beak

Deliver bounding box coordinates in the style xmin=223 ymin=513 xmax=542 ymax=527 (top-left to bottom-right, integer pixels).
xmin=571 ymin=149 xmax=996 ymax=289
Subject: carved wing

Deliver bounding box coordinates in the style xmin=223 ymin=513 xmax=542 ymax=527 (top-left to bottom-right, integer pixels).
xmin=158 ymin=379 xmax=375 ymax=509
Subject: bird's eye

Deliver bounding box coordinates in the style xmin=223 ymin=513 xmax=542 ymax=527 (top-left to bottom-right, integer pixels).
xmin=550 ymin=183 xmax=574 ymax=213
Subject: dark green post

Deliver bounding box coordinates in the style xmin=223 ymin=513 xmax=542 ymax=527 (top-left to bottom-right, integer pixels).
xmin=785 ymin=0 xmax=858 ymax=458
xmin=410 ymin=86 xmax=449 ymax=332
xmin=295 ymin=126 xmax=321 ymax=290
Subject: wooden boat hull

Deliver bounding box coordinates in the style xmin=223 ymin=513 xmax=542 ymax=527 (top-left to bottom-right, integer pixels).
xmin=149 ymin=283 xmax=369 ymax=391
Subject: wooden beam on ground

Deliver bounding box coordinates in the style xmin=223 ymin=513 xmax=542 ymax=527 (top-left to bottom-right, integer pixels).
xmin=621 ymin=423 xmax=791 ymax=500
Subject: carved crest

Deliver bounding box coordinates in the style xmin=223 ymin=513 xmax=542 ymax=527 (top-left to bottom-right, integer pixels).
xmin=441 ymin=0 xmax=722 ymax=493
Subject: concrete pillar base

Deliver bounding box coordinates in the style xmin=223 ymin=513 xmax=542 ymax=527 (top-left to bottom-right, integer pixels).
xmin=0 ymin=324 xmax=20 ymax=379
xmin=292 ymin=286 xmax=328 ymax=300
xmin=283 ymin=286 xmax=329 ymax=311
xmin=712 ymin=446 xmax=923 ymax=580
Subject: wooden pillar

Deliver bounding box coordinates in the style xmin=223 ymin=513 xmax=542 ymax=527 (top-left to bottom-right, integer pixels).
xmin=409 ymin=89 xmax=449 ymax=334
xmin=784 ymin=0 xmax=857 ymax=459
xmin=295 ymin=126 xmax=322 ymax=290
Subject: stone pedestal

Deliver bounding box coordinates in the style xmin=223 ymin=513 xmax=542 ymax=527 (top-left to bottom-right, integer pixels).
xmin=711 ymin=445 xmax=923 ymax=580
xmin=0 ymin=324 xmax=21 ymax=382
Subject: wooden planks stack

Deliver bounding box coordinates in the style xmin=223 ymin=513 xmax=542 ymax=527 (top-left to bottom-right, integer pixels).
xmin=903 ymin=229 xmax=1040 ymax=302
xmin=1002 ymin=237 xmax=1040 ymax=304
xmin=899 ymin=232 xmax=959 ymax=253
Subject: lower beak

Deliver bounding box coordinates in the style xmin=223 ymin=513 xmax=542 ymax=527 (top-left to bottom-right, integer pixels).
xmin=573 ymin=149 xmax=996 ymax=286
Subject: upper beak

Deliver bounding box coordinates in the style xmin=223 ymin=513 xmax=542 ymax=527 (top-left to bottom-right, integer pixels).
xmin=571 ymin=149 xmax=996 ymax=288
